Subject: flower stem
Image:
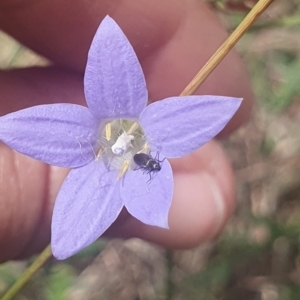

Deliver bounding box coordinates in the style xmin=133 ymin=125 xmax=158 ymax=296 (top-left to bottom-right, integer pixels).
xmin=0 ymin=245 xmax=52 ymax=300
xmin=180 ymin=0 xmax=275 ymax=96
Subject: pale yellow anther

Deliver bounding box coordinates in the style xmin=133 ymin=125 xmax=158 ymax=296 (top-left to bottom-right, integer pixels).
xmin=126 ymin=121 xmax=139 ymax=135
xmin=137 ymin=142 xmax=149 ymax=154
xmin=105 ymin=123 xmax=112 ymax=141
xmin=96 ymin=147 xmax=105 ymax=160
xmin=117 ymin=160 xmax=130 ymax=180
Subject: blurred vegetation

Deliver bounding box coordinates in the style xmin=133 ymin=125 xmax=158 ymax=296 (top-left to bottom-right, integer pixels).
xmin=1 ymin=0 xmax=300 ymax=299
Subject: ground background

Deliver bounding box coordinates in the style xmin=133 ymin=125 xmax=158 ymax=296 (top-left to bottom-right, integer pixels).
xmin=1 ymin=0 xmax=300 ymax=299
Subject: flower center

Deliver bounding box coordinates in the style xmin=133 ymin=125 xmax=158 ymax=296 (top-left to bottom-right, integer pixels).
xmin=97 ymin=119 xmax=148 ymax=177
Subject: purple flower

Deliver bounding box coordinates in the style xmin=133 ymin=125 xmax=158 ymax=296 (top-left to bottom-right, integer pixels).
xmin=0 ymin=16 xmax=242 ymax=259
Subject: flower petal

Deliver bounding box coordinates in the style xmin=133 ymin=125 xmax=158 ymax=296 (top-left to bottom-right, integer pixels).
xmin=121 ymin=158 xmax=173 ymax=228
xmin=140 ymin=96 xmax=242 ymax=157
xmin=51 ymin=161 xmax=123 ymax=260
xmin=0 ymin=104 xmax=100 ymax=167
xmin=84 ymin=16 xmax=147 ymax=119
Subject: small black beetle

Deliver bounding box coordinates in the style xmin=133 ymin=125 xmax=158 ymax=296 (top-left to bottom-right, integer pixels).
xmin=133 ymin=152 xmax=165 ymax=182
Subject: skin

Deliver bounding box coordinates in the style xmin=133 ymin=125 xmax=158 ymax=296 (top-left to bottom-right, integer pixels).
xmin=0 ymin=0 xmax=253 ymax=262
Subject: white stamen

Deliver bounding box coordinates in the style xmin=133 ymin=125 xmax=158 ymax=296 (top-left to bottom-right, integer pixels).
xmin=111 ymin=132 xmax=134 ymax=155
